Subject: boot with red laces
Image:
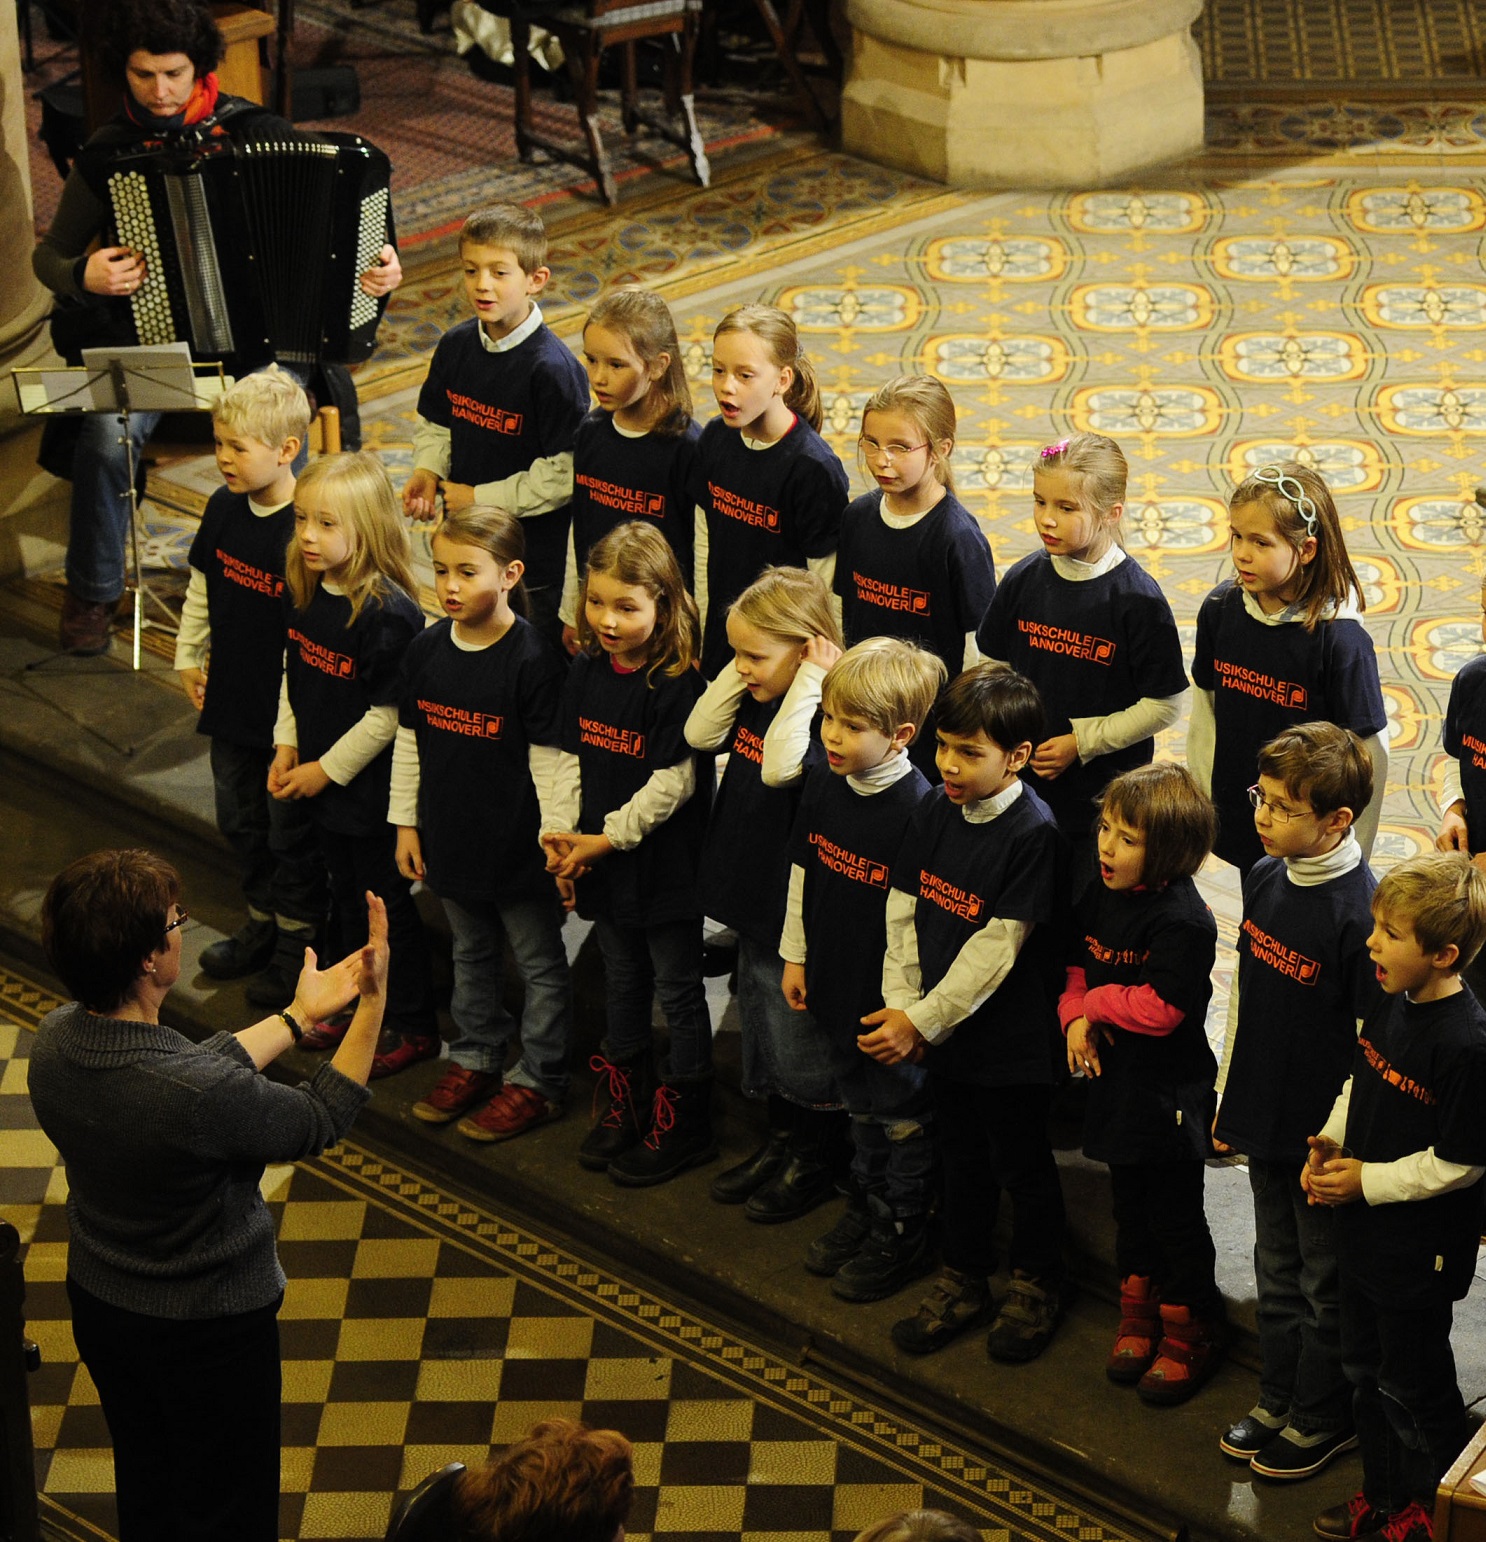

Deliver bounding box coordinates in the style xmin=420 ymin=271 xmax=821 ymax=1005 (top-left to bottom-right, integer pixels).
xmin=607 ymin=1082 xmax=717 ymax=1187
xmin=578 ymin=1052 xmax=655 ymax=1171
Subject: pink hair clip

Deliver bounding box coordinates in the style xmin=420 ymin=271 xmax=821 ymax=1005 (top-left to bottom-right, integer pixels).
xmin=1039 ymin=439 xmax=1070 ymax=459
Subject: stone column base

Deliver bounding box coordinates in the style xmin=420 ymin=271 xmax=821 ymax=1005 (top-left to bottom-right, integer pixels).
xmin=842 ymin=0 xmax=1204 ymax=187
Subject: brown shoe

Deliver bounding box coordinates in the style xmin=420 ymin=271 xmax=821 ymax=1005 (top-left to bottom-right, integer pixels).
xmin=413 ymin=1066 xmax=501 ymax=1124
xmin=457 ymin=1083 xmax=562 ymax=1143
xmin=59 ymin=589 xmax=118 ymax=656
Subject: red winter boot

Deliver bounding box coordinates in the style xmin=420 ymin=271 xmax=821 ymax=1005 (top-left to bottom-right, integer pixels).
xmin=1137 ymin=1302 xmax=1227 ymax=1406
xmin=1106 ymin=1274 xmax=1160 ymax=1385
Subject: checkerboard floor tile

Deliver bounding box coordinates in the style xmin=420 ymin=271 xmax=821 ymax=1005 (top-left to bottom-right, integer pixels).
xmin=2 ymin=964 xmax=1140 ymax=1542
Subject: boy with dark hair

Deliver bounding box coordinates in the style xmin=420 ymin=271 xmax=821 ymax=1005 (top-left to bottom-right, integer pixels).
xmin=175 ymin=366 xmax=326 ymax=1003
xmin=1308 ymin=852 xmax=1486 ymax=1542
xmin=1214 ymin=722 xmax=1382 ymax=1480
xmin=863 ymin=663 xmax=1070 ymax=1361
xmin=778 ymin=639 xmax=944 ymax=1301
xmin=403 ymin=203 xmax=590 ymax=646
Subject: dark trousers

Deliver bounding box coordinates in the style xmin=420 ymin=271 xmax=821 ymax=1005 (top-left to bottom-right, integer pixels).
xmin=1341 ymin=1275 xmax=1469 ymax=1514
xmin=68 ymin=1280 xmax=283 ymax=1542
xmin=317 ymin=822 xmax=435 ymax=1036
xmin=931 ymin=1077 xmax=1065 ymax=1279
xmin=593 ymin=915 xmax=712 ymax=1082
xmin=209 ymin=738 xmax=325 ymax=928
xmin=1108 ymin=1158 xmax=1222 ymax=1315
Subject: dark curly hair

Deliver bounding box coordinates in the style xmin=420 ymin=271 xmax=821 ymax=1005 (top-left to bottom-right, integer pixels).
xmin=103 ymin=0 xmax=224 ymax=78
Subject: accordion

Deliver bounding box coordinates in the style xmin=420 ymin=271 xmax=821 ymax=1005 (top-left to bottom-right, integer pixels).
xmin=104 ymin=131 xmax=394 ymax=371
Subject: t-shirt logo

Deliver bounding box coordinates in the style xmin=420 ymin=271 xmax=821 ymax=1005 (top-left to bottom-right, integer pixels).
xmin=853 ymin=571 xmax=930 ymax=615
xmin=731 ymin=725 xmax=765 ymax=766
xmin=1017 ymin=619 xmax=1115 ymax=664
xmin=919 ymin=869 xmax=982 ymax=920
xmin=1359 ymin=1034 xmax=1437 ymax=1106
xmin=418 ymin=699 xmax=503 ymax=740
xmin=1085 ymin=936 xmax=1149 ymax=967
xmin=709 ymin=481 xmax=780 ymax=532
xmin=575 ymin=473 xmax=667 ymax=519
xmin=215 ymin=549 xmax=283 ymax=599
xmin=289 ymin=628 xmax=355 ymax=679
xmin=578 ymin=717 xmax=645 ymax=757
xmin=1214 ymin=659 xmax=1308 ymax=710
xmin=1462 ymin=732 xmax=1486 ymax=772
xmin=1242 ymin=918 xmax=1320 ymax=984
xmin=809 ymin=831 xmax=890 ymax=888
xmin=447 ymin=390 xmax=523 ymax=436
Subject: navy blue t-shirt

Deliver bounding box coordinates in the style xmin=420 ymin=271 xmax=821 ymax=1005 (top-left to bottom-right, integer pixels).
xmin=693 ymin=415 xmax=849 ymax=673
xmin=1338 ymin=989 xmax=1486 ymax=1301
xmin=284 ymin=582 xmax=423 ymax=837
xmin=561 ymin=651 xmax=708 ymax=927
xmin=977 ymin=550 xmax=1187 ymax=836
xmin=571 ymin=412 xmax=700 ymax=587
xmin=1444 ymin=654 xmax=1486 ymax=855
xmin=189 ymin=488 xmax=293 ymax=749
xmin=1070 ymin=878 xmax=1217 ymax=1164
xmin=398 ymin=617 xmax=566 ymax=906
xmin=894 ymin=785 xmax=1067 ymax=1087
xmin=1192 ymin=583 xmax=1386 ymax=869
xmin=697 ymin=691 xmax=825 ymax=946
xmin=834 ymin=490 xmax=996 ymax=671
xmin=416 ymin=317 xmax=590 ymax=591
xmin=1216 ymin=855 xmax=1381 ymax=1164
xmin=790 ymin=761 xmax=930 ymax=1036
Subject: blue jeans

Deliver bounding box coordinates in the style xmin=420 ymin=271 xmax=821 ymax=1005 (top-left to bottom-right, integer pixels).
xmin=593 ymin=916 xmax=712 ymax=1082
xmin=737 ymin=935 xmax=843 ymax=1107
xmin=1249 ymin=1155 xmax=1350 ymax=1433
xmin=851 ymin=1108 xmax=935 ymax=1219
xmin=443 ymin=893 xmax=573 ymax=1099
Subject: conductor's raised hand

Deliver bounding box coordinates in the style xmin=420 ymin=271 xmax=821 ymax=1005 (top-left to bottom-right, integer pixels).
xmin=355 ymin=893 xmax=390 ymax=1001
xmin=85 ymin=246 xmax=146 ymax=297
xmin=359 ymin=243 xmax=402 ymax=299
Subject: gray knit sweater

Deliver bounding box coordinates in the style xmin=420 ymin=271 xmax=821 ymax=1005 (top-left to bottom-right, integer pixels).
xmin=28 ymin=1004 xmax=370 ymax=1319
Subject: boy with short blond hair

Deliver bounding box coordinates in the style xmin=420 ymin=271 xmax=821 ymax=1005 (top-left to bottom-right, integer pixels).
xmin=403 ymin=202 xmax=589 ymax=644
xmin=175 ymin=365 xmax=324 ymax=1000
xmin=1308 ymin=852 xmax=1486 ymax=1542
xmin=778 ymin=639 xmax=944 ymax=1301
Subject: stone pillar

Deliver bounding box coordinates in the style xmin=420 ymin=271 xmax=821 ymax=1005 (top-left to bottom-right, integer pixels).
xmin=841 ymin=0 xmax=1205 ymax=187
xmin=0 ymin=2 xmax=68 ymax=581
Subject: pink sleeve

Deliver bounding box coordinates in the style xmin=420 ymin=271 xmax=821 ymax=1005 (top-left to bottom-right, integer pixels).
xmin=1082 ymin=982 xmax=1185 ymax=1037
xmin=1057 ymin=966 xmax=1088 ymax=1034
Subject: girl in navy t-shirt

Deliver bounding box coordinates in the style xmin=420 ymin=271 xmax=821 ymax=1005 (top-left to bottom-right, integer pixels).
xmin=391 ymin=507 xmax=573 ymax=1142
xmin=695 ymin=304 xmax=849 ymax=674
xmin=685 ymin=566 xmax=846 ymax=1223
xmin=542 ymin=522 xmax=711 ymax=1186
xmin=1188 ymin=461 xmax=1387 ymax=872
xmin=562 ymin=289 xmax=702 ymax=648
xmin=1060 ymin=763 xmax=1222 ymax=1406
xmin=978 ymin=432 xmax=1187 ymax=883
xmin=270 ymin=452 xmax=435 ymax=1074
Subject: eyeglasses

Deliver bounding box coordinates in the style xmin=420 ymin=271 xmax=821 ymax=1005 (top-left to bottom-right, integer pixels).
xmin=1252 ymin=465 xmax=1320 ymax=538
xmin=858 ymin=436 xmax=929 ymax=463
xmin=164 ymin=907 xmax=189 ymax=934
xmin=1246 ymin=786 xmax=1311 ymax=823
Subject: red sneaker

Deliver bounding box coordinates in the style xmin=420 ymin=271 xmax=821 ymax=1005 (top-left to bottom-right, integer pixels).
xmin=457 ymin=1083 xmax=562 ymax=1143
xmin=412 ymin=1066 xmax=501 ymax=1124
xmin=1136 ymin=1302 xmax=1227 ymax=1405
xmin=1374 ymin=1503 xmax=1433 ymax=1542
xmin=369 ymin=1031 xmax=441 ymax=1080
xmin=299 ymin=1012 xmax=353 ymax=1052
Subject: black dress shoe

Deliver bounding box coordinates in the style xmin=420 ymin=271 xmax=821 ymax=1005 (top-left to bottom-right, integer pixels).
xmin=710 ymin=1129 xmax=789 ymax=1204
xmin=744 ymin=1154 xmax=836 ymax=1223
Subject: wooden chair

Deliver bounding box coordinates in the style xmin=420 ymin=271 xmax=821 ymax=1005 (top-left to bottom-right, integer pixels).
xmin=384 ymin=1461 xmax=466 ymax=1541
xmin=484 ymin=0 xmax=710 ymax=205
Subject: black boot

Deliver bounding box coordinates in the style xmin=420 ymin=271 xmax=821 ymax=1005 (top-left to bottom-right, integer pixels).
xmin=244 ymin=925 xmax=316 ymax=1008
xmin=200 ymin=916 xmax=277 ymax=981
xmin=830 ymin=1195 xmax=932 ymax=1302
xmin=608 ymin=1083 xmax=717 ymax=1187
xmin=710 ymin=1095 xmax=792 ymax=1204
xmin=744 ymin=1106 xmax=841 ymax=1223
xmin=578 ymin=1052 xmax=655 ymax=1172
xmin=803 ymin=1185 xmax=873 ymax=1276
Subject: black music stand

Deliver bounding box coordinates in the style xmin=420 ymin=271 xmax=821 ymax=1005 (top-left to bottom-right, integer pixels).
xmin=14 ymin=347 xmax=227 ymax=671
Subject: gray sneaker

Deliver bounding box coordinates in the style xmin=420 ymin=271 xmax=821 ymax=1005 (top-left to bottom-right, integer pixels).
xmin=890 ymin=1267 xmax=992 ymax=1355
xmin=985 ymin=1273 xmax=1064 ymax=1363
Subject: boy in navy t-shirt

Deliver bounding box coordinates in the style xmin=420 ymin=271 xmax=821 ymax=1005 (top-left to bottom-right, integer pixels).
xmin=861 ymin=665 xmax=1070 ymax=1363
xmin=174 ymin=366 xmax=324 ymax=1004
xmin=1436 ymin=573 xmax=1486 ymax=1001
xmin=1307 ymin=853 xmax=1486 ymax=1542
xmin=779 ymin=639 xmax=943 ymax=1301
xmin=403 ymin=204 xmax=590 ymax=645
xmin=1214 ymin=724 xmax=1382 ymax=1480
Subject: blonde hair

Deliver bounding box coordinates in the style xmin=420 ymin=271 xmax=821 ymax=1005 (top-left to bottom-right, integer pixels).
xmin=578 ymin=520 xmax=698 ymax=681
xmin=434 ymin=506 xmax=529 ymax=620
xmin=861 ymin=376 xmax=957 ymax=493
xmin=285 ymin=452 xmax=418 ymax=623
xmin=822 ymin=638 xmax=946 ymax=742
xmin=211 ymin=363 xmax=311 ymax=452
xmin=730 ymin=565 xmax=841 ymax=649
xmin=852 ymin=1512 xmax=980 ymax=1542
xmin=461 ymin=203 xmax=548 ymax=274
xmin=714 ymin=304 xmax=822 ymax=431
xmin=1036 ymin=432 xmax=1128 ymax=520
xmin=586 ymin=289 xmax=692 ymax=436
xmin=1229 ymin=460 xmax=1363 ymax=631
xmin=1373 ymin=852 xmax=1486 ymax=969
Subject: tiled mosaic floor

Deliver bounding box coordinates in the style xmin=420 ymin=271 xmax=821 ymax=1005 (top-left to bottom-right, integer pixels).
xmin=1 ymin=964 xmax=1140 ymax=1542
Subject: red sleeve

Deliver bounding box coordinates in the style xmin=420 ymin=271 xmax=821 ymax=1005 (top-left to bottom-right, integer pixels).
xmin=1083 ymin=981 xmax=1185 ymax=1037
xmin=1057 ymin=966 xmax=1088 ymax=1034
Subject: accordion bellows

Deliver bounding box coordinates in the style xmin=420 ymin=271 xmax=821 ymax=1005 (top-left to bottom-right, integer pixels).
xmin=106 ymin=130 xmax=394 ymax=371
